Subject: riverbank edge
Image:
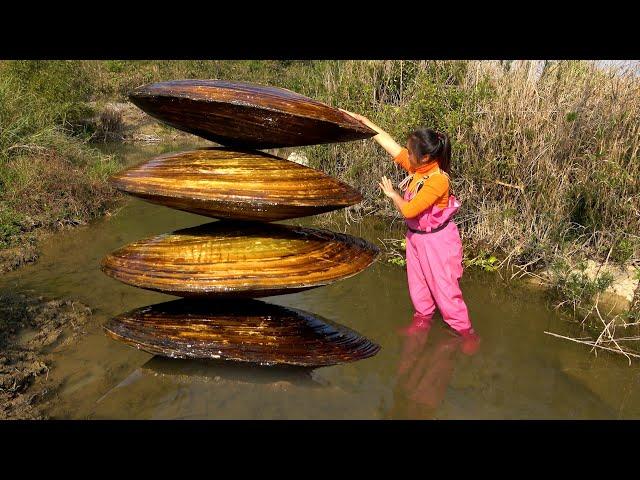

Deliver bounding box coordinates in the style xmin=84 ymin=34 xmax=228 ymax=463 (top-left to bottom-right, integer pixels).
xmin=0 ymin=292 xmax=93 ymax=419
xmin=0 ymin=102 xmax=198 ymax=274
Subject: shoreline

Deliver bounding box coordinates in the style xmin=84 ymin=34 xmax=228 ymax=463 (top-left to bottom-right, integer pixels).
xmin=0 ymin=102 xmax=205 ymax=275
xmin=0 ymin=292 xmax=93 ymax=419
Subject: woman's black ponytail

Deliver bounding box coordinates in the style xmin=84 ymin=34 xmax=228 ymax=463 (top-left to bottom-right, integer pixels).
xmin=407 ymin=128 xmax=452 ymax=173
xmin=439 ymin=132 xmax=451 ymax=174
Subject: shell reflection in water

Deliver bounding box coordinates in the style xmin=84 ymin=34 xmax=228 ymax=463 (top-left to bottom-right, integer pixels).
xmin=138 ymin=356 xmax=319 ymax=387
xmin=109 ymin=148 xmax=363 ymax=222
xmin=101 ymin=221 xmax=379 ymax=297
xmin=104 ymin=298 xmax=381 ymax=367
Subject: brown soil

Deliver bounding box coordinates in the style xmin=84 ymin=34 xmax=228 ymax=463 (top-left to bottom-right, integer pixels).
xmin=88 ymin=102 xmax=201 ymax=144
xmin=0 ymin=239 xmax=39 ymax=274
xmin=0 ymin=292 xmax=93 ymax=419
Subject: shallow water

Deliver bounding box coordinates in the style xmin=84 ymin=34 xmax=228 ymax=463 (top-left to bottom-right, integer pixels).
xmin=3 ymin=140 xmax=640 ymax=419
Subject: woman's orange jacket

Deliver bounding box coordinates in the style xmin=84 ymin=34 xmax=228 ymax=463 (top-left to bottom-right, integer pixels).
xmin=394 ymin=148 xmax=449 ymax=219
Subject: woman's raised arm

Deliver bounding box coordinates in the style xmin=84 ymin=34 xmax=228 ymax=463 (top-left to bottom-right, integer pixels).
xmin=340 ymin=109 xmax=403 ymax=158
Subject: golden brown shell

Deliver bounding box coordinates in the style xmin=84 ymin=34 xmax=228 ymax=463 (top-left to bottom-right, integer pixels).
xmin=109 ymin=148 xmax=362 ymax=222
xmin=104 ymin=298 xmax=380 ymax=367
xmin=128 ymin=80 xmax=376 ymax=148
xmin=101 ymin=221 xmax=379 ymax=297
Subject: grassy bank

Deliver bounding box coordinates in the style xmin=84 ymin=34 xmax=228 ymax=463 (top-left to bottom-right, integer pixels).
xmin=298 ymin=61 xmax=639 ymax=268
xmin=0 ymin=61 xmax=122 ymax=271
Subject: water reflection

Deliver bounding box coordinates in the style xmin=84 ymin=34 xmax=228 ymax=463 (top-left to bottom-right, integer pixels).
xmin=92 ymin=355 xmax=325 ymax=419
xmin=392 ymin=314 xmax=481 ymax=419
xmin=97 ymin=355 xmax=320 ymax=404
xmin=140 ymin=356 xmax=318 ymax=387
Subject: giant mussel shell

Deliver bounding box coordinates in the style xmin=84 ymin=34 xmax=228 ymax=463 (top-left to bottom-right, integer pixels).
xmin=128 ymin=80 xmax=376 ymax=149
xmin=109 ymin=148 xmax=362 ymax=222
xmin=101 ymin=221 xmax=379 ymax=297
xmin=104 ymin=299 xmax=381 ymax=367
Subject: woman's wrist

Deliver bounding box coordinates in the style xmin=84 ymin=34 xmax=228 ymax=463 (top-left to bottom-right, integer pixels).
xmin=356 ymin=115 xmax=382 ymax=133
xmin=368 ymin=122 xmax=386 ymax=135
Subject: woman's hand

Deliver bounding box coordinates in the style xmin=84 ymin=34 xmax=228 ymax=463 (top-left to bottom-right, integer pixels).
xmin=339 ymin=108 xmax=371 ymax=125
xmin=379 ymin=175 xmax=409 ymax=215
xmin=339 ymin=109 xmax=403 ymax=158
xmin=379 ymin=176 xmax=399 ymax=199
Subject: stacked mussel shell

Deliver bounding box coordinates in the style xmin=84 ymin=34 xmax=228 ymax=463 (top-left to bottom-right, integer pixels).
xmin=101 ymin=80 xmax=381 ymax=368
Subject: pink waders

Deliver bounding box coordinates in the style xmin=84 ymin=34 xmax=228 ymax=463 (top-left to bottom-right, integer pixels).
xmin=404 ymin=189 xmax=473 ymax=335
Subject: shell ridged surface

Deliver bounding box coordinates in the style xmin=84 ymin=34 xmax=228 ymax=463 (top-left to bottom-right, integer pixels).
xmin=101 ymin=221 xmax=379 ymax=297
xmin=110 ymin=148 xmax=363 ymax=222
xmin=104 ymin=299 xmax=381 ymax=367
xmin=128 ymin=80 xmax=376 ymax=148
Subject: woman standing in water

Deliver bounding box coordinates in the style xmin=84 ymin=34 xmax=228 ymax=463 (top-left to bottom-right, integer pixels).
xmin=341 ymin=110 xmax=475 ymax=337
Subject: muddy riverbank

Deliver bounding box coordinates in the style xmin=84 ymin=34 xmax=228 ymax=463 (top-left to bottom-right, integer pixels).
xmin=0 ymin=292 xmax=92 ymax=419
xmin=86 ymin=101 xmax=200 ymax=144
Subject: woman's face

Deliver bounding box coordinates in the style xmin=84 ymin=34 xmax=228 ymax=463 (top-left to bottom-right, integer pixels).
xmin=407 ymin=145 xmax=430 ymax=168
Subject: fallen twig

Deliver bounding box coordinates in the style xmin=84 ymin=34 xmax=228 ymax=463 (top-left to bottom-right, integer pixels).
xmin=544 ymin=331 xmax=640 ymax=365
xmin=493 ymin=180 xmax=525 ymax=192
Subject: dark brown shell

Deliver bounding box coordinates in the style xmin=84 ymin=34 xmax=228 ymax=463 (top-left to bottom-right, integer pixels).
xmin=104 ymin=299 xmax=381 ymax=367
xmin=128 ymin=79 xmax=376 ymax=148
xmin=101 ymin=221 xmax=380 ymax=298
xmin=109 ymin=148 xmax=363 ymax=222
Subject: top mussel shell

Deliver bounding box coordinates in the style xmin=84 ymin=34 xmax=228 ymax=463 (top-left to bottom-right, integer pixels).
xmin=128 ymin=79 xmax=376 ymax=149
